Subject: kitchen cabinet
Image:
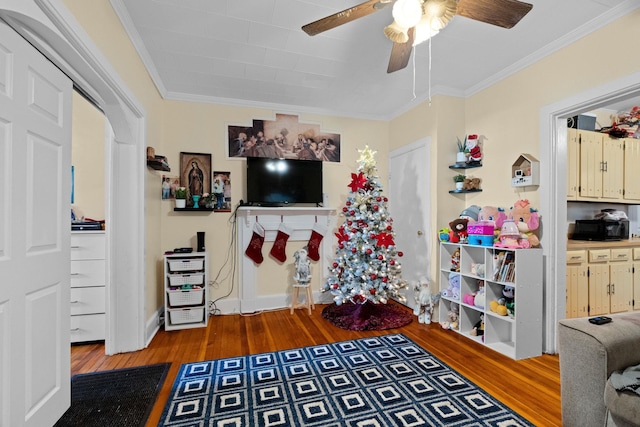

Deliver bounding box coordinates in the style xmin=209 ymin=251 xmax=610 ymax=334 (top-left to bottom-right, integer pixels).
xmin=565 ymin=244 xmax=633 ymax=318
xmin=567 ymin=129 xmax=628 ymax=202
xmin=70 ymin=231 xmax=106 ymax=343
xmin=439 ymin=242 xmax=542 ymax=360
xmin=566 ymin=249 xmax=588 ymax=318
xmin=624 ymin=137 xmax=640 ymax=201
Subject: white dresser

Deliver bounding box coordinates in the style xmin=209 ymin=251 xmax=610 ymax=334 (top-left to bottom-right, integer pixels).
xmin=70 ymin=231 xmax=106 ymax=343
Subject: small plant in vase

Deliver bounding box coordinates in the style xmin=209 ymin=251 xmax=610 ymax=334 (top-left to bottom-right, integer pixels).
xmin=456 ymin=137 xmax=467 ymax=163
xmin=175 ymin=187 xmax=187 ymax=208
xmin=453 ymin=174 xmax=466 ymax=190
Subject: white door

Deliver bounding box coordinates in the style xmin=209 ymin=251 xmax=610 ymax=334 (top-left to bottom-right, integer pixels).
xmin=388 ymin=139 xmax=431 ymax=310
xmin=0 ymin=22 xmax=72 ymax=426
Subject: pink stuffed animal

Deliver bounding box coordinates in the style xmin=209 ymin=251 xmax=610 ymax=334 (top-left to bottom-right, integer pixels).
xmin=478 ymin=206 xmax=507 ymax=241
xmin=508 ymin=199 xmax=540 ymax=248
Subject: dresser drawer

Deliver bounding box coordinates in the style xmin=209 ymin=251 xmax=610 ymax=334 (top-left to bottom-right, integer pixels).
xmin=588 ymin=249 xmax=610 ymax=262
xmin=70 ymin=313 xmax=105 ymax=343
xmin=71 ymin=233 xmax=105 ymax=260
xmin=70 ymin=286 xmax=105 ymax=315
xmin=633 ymin=248 xmax=640 ymax=260
xmin=566 ymin=250 xmax=586 ymax=263
xmin=70 ymin=259 xmax=105 ymax=288
xmin=610 ymin=248 xmax=631 ymax=262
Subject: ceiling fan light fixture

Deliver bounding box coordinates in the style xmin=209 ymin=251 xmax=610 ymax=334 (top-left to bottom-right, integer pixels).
xmin=392 ymin=0 xmax=422 ymax=29
xmin=422 ymin=0 xmax=457 ymax=31
xmin=413 ymin=18 xmax=440 ymax=45
xmin=384 ymin=20 xmax=410 ymax=43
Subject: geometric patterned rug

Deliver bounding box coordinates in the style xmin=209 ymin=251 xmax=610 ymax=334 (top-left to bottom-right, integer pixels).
xmin=158 ymin=334 xmax=533 ymax=426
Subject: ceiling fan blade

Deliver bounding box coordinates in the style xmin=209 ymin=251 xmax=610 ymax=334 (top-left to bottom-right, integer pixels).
xmin=302 ymin=0 xmax=389 ymax=36
xmin=387 ymin=27 xmax=415 ymax=73
xmin=456 ymin=0 xmax=532 ymax=29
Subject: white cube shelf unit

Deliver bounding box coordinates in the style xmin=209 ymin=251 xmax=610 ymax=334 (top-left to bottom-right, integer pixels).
xmin=163 ymin=252 xmax=209 ymax=331
xmin=439 ymin=242 xmax=543 ymax=360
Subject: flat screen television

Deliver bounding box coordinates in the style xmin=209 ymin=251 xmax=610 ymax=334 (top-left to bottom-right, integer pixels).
xmin=246 ymin=157 xmax=323 ymax=206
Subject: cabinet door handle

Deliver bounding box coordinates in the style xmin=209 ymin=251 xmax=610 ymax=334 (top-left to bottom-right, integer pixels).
xmin=70 ymin=328 xmax=80 ymax=332
xmin=607 ymin=284 xmax=611 ymax=295
xmin=71 ymin=246 xmax=81 ymax=249
xmin=611 ymin=284 xmax=615 ymax=295
xmin=70 ymin=273 xmax=80 ymax=276
xmin=70 ymin=300 xmax=80 ymax=304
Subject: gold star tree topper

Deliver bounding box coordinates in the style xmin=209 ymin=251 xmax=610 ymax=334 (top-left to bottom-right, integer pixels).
xmin=357 ymin=145 xmax=377 ymax=173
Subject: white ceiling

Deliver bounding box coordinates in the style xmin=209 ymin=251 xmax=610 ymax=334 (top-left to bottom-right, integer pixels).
xmin=110 ymin=0 xmax=639 ymax=120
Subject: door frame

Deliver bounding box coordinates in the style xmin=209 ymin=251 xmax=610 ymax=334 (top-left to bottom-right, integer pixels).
xmin=540 ymin=70 xmax=640 ymax=353
xmin=0 ymin=0 xmax=147 ymax=354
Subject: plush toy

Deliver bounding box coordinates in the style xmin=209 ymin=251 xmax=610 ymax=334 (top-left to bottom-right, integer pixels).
xmin=462 ymin=280 xmax=485 ymax=309
xmin=441 ymin=302 xmax=459 ymax=330
xmin=450 ymin=248 xmax=460 ymax=272
xmin=470 ymin=314 xmax=485 ymax=337
xmin=508 ymin=199 xmax=541 ymax=248
xmin=465 ymin=134 xmax=482 ymax=163
xmin=463 ymin=177 xmax=482 ymax=190
xmin=459 ymin=205 xmax=480 ymax=223
xmin=442 ymin=273 xmax=461 ymax=300
xmin=478 ymin=205 xmax=507 ymax=239
xmin=448 ymin=218 xmax=468 ymax=243
xmin=438 ymin=228 xmax=450 ymax=242
xmin=490 ymin=286 xmax=515 ymax=316
xmin=412 ymin=280 xmax=441 ymax=324
xmin=470 ymin=263 xmax=485 ymax=278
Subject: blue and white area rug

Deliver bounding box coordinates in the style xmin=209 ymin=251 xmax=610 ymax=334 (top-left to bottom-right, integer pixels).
xmin=158 ymin=334 xmax=533 ymax=426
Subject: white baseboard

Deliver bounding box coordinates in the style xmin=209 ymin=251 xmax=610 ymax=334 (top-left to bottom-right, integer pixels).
xmin=212 ymin=291 xmax=334 ymax=315
xmin=144 ymin=306 xmax=163 ymax=347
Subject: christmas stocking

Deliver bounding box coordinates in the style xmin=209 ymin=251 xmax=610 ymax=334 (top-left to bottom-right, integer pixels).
xmin=245 ymin=222 xmax=265 ymax=264
xmin=306 ymin=222 xmax=327 ymax=262
xmin=270 ymin=223 xmax=292 ymax=263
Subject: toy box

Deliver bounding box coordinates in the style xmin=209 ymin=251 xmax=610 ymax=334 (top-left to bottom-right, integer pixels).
xmin=467 ymin=221 xmax=495 ymax=246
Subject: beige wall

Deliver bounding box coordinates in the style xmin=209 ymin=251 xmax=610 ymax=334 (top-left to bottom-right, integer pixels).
xmin=71 ymin=92 xmax=105 ymax=220
xmin=62 ymin=0 xmax=640 ymax=322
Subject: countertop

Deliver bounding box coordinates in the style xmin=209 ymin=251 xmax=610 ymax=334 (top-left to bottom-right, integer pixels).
xmin=566 ymin=238 xmax=640 ymax=250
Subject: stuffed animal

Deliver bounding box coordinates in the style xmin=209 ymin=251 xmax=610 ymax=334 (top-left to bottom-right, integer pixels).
xmin=478 ymin=206 xmax=507 ymax=240
xmin=442 ymin=273 xmax=460 ymax=300
xmin=490 ymin=286 xmax=515 ymax=316
xmin=463 ymin=177 xmax=481 ymax=190
xmin=450 ymin=248 xmax=460 ymax=272
xmin=470 ymin=314 xmax=485 ymax=336
xmin=471 ymin=263 xmax=485 ymax=278
xmin=459 ymin=205 xmax=480 ymax=223
xmin=448 ymin=218 xmax=468 ymax=243
xmin=462 ymin=280 xmax=485 ymax=309
xmin=508 ymin=199 xmax=541 ymax=248
xmin=465 ymin=134 xmax=482 ymax=163
xmin=441 ymin=302 xmax=459 ymax=330
xmin=412 ymin=280 xmax=441 ymax=324
xmin=490 ymin=299 xmax=508 ymax=316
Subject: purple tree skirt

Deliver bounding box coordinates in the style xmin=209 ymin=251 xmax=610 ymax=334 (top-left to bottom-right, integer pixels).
xmin=322 ymin=302 xmax=413 ymax=331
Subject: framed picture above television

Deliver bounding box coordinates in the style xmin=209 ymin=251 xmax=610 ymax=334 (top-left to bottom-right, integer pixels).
xmin=227 ymin=113 xmax=341 ymax=162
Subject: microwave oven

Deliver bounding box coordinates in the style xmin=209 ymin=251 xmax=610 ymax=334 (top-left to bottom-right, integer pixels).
xmin=571 ymin=219 xmax=629 ymax=241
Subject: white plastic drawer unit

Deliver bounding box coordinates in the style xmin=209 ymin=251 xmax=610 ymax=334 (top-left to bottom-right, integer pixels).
xmin=71 ymin=233 xmax=106 ymax=260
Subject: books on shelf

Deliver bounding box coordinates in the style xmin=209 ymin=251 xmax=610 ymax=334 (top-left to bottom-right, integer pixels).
xmin=493 ymin=250 xmax=515 ymax=283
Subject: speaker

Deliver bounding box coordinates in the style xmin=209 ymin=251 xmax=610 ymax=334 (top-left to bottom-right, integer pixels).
xmin=197 ymin=232 xmax=205 ymax=252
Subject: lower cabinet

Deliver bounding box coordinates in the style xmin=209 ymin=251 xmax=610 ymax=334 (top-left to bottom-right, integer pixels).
xmin=565 ymin=246 xmax=634 ymax=318
xmin=70 ymin=231 xmax=106 ymax=343
xmin=439 ymin=242 xmax=543 ymax=360
xmin=164 ymin=252 xmax=209 ymax=331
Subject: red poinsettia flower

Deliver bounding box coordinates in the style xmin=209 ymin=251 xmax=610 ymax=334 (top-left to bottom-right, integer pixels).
xmin=374 ymin=232 xmax=395 ymax=247
xmin=348 ymin=172 xmax=367 ymax=193
xmin=335 ymin=226 xmax=349 ymax=243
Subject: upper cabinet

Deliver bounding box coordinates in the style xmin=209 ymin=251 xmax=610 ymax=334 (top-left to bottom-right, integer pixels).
xmin=567 ymin=129 xmax=639 ymax=203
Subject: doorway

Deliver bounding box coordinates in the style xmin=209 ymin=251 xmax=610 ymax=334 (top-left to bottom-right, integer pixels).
xmin=541 ymin=71 xmax=640 ymax=353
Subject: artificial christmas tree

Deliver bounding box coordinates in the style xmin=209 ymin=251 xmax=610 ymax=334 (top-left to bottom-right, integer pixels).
xmin=322 ymin=146 xmax=411 ymax=330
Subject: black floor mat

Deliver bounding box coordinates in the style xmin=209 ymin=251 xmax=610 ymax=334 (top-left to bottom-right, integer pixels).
xmin=55 ymin=363 xmax=170 ymax=427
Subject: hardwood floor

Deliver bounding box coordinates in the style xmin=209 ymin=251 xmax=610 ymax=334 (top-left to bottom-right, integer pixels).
xmin=70 ymin=303 xmax=562 ymax=426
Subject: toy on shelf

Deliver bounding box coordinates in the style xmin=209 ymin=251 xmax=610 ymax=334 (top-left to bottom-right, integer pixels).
xmin=460 ymin=205 xmax=481 ymax=223
xmin=438 ymin=227 xmax=450 ymax=242
xmin=495 ymin=219 xmax=522 ymax=248
xmin=465 ymin=134 xmax=482 ymax=164
xmin=448 ymin=218 xmax=468 ymax=243
xmin=468 ymin=221 xmax=496 ymax=246
xmin=471 ymin=263 xmax=485 ymax=278
xmin=490 ymin=285 xmax=515 ymax=316
xmin=463 ymin=177 xmax=482 ymax=191
xmin=412 ymin=280 xmax=441 ymax=324
xmin=470 ymin=314 xmax=485 ymax=337
xmin=441 ymin=302 xmax=459 ymax=330
xmin=450 ymin=248 xmax=460 ymax=272
xmin=508 ymin=199 xmax=540 ymax=248
xmin=478 ymin=205 xmax=506 ymax=240
xmin=462 ymin=280 xmax=485 ymax=309
xmin=442 ymin=273 xmax=461 ymax=300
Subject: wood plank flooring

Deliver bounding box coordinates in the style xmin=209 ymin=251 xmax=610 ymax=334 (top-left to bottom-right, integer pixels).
xmin=69 ymin=303 xmax=562 ymax=426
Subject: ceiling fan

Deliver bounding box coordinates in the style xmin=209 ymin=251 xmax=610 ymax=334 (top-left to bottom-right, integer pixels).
xmin=302 ymin=0 xmax=533 ymax=73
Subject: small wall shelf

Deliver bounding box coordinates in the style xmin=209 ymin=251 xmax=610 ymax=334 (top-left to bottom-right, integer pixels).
xmin=174 ymin=207 xmax=214 ymax=212
xmin=449 ymin=162 xmax=482 ymax=170
xmin=449 ymin=189 xmax=483 ymax=194
xmin=147 ymin=159 xmax=170 ymax=171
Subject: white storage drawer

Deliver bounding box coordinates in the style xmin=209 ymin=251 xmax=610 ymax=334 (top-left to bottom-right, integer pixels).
xmin=168 ymin=258 xmax=204 ymax=273
xmin=168 ymin=288 xmax=204 ymax=307
xmin=70 ymin=260 xmax=106 ymax=288
xmin=71 ymin=233 xmax=106 ymax=260
xmin=70 ymin=313 xmax=105 ymax=343
xmin=169 ymin=307 xmax=205 ymax=325
xmin=71 ymin=287 xmax=106 ymax=315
